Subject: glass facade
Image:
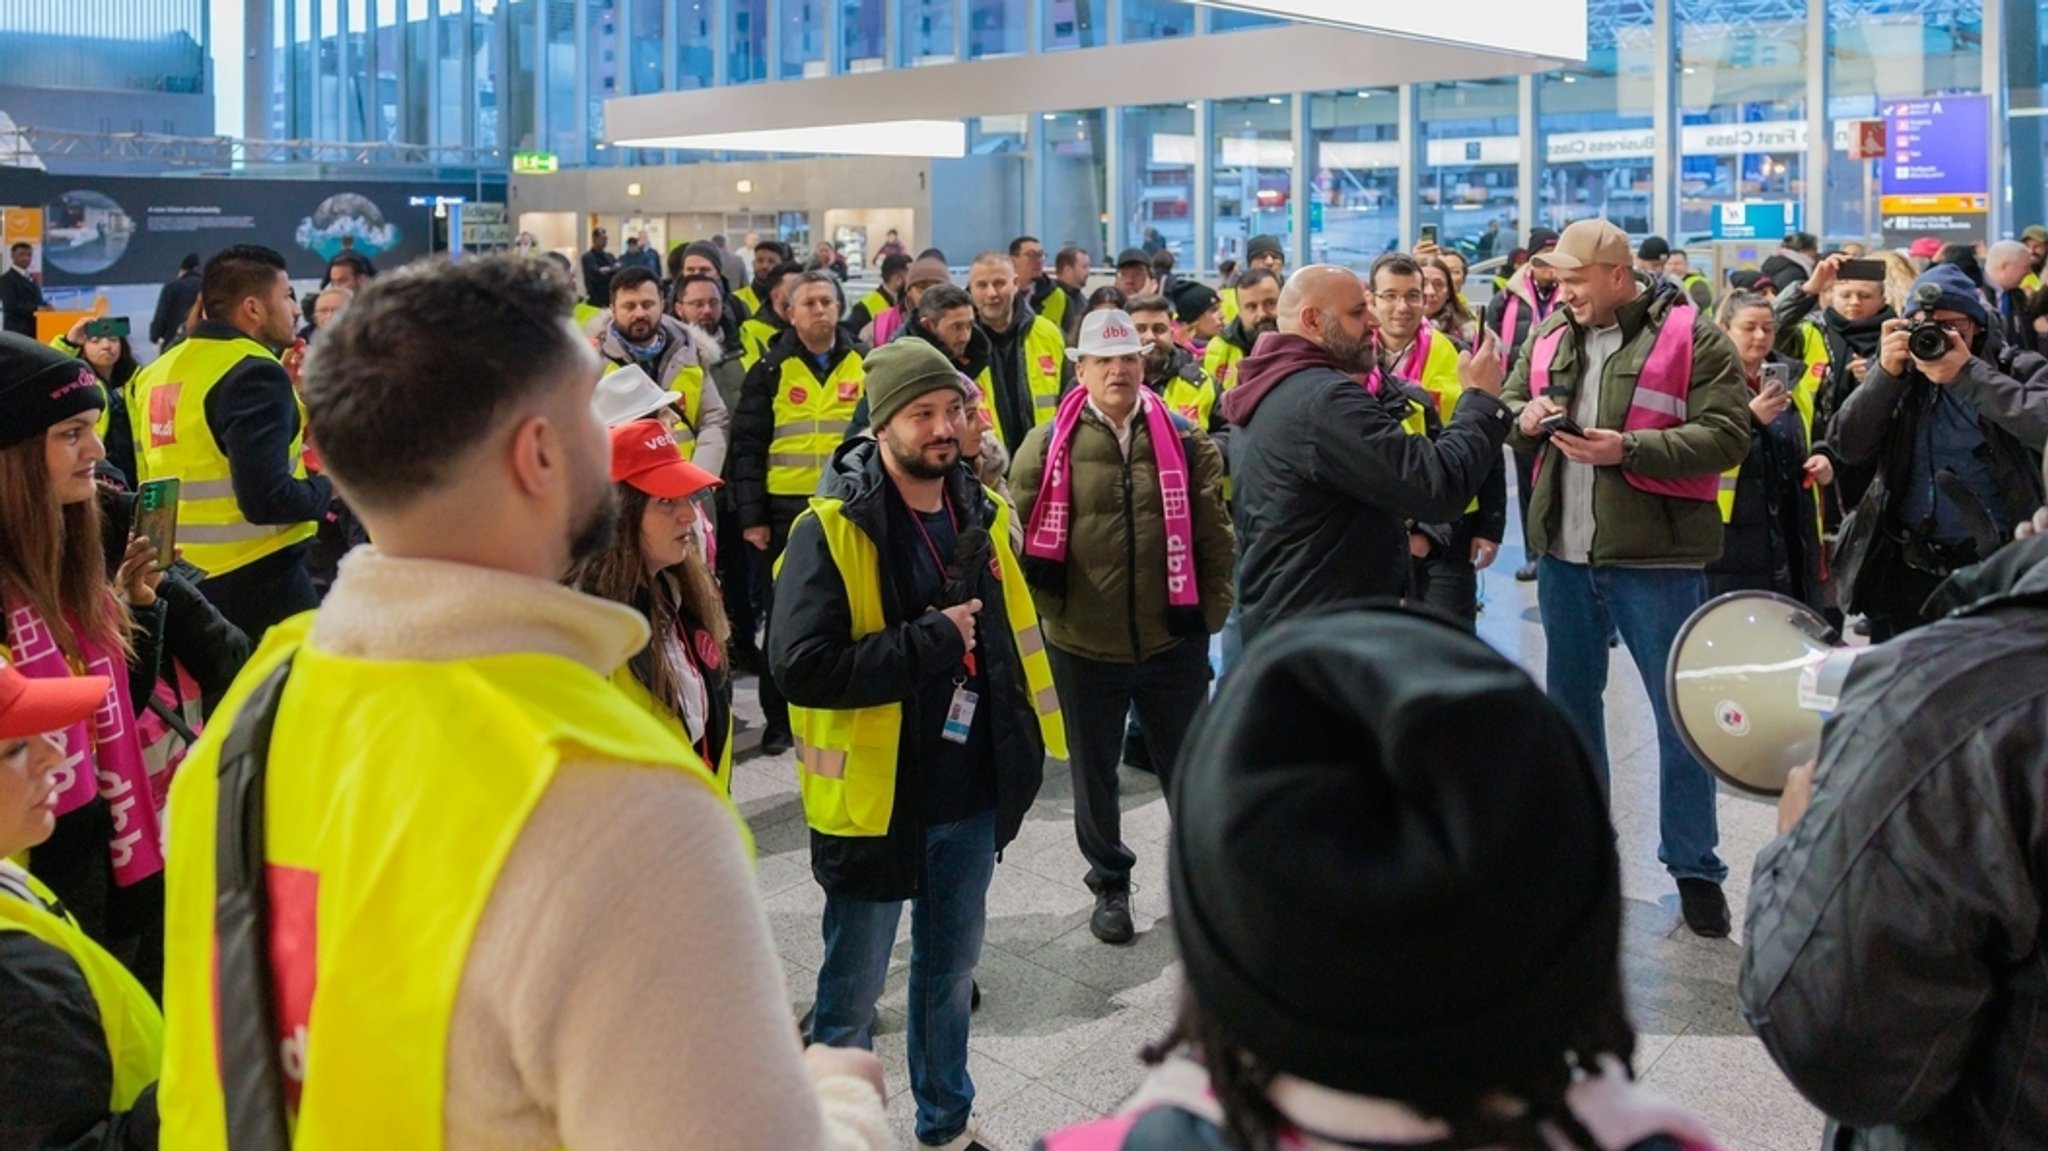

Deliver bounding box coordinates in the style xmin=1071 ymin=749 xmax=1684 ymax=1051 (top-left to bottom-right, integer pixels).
xmin=235 ymin=0 xmax=2048 ymax=252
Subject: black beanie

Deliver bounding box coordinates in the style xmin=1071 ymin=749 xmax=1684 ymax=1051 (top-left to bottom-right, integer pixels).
xmin=1171 ymin=606 xmax=1622 ymax=1101
xmin=0 ymin=333 xmax=106 ymax=450
xmin=1173 ymin=282 xmax=1221 ymax=325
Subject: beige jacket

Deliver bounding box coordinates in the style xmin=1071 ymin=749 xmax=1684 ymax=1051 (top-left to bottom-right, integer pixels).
xmin=309 ymin=550 xmax=891 ymax=1151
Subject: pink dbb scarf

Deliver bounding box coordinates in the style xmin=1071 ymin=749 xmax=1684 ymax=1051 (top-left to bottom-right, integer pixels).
xmin=1024 ymin=388 xmax=1201 ymax=625
xmin=8 ymin=598 xmax=165 ymax=887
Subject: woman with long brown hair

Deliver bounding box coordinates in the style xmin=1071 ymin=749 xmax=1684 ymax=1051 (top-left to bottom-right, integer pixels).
xmin=573 ymin=419 xmax=736 ymax=788
xmin=0 ymin=333 xmax=170 ymax=987
xmin=1421 ymin=253 xmax=1481 ymax=346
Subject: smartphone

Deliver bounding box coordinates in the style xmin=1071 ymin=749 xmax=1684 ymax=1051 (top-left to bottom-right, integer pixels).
xmin=1418 ymin=224 xmax=1439 ymax=247
xmin=1837 ymin=259 xmax=1887 ymax=284
xmin=84 ymin=316 xmax=130 ymax=339
xmin=1759 ymin=361 xmax=1795 ymax=390
xmin=1539 ymin=411 xmax=1587 ymax=439
xmin=135 ymin=478 xmax=179 ymax=572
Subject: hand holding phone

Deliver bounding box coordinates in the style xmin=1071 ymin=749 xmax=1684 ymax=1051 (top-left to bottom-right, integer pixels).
xmin=134 ymin=478 xmax=180 ymax=573
xmin=1539 ymin=410 xmax=1587 ymax=439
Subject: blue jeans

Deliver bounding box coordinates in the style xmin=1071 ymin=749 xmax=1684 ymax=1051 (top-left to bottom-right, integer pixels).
xmin=813 ymin=809 xmax=998 ymax=1146
xmin=1536 ymin=556 xmax=1726 ymax=884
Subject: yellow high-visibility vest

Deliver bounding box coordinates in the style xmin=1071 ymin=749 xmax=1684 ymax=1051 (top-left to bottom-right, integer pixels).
xmin=767 ymin=349 xmax=865 ymax=497
xmin=130 ymin=333 xmax=315 ymax=577
xmin=735 ymin=284 xmax=761 ymax=317
xmin=739 ymin=318 xmax=779 ymax=369
xmin=160 ymin=613 xmax=739 ymax=1148
xmin=778 ymin=495 xmax=1064 ymax=838
xmin=1203 ymin=332 xmax=1251 ymax=392
xmin=1391 ymin=330 xmax=1481 ymax=515
xmin=1218 ymin=286 xmax=1239 ymax=326
xmin=1038 ymin=283 xmax=1069 ymax=334
xmin=0 ymin=866 xmax=163 ymax=1112
xmin=981 ymin=317 xmax=1067 ymax=448
xmin=1156 ymin=365 xmax=1219 ymax=430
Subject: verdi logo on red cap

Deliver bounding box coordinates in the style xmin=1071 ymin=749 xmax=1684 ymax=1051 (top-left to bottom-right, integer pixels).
xmin=643 ymin=430 xmax=678 ymax=452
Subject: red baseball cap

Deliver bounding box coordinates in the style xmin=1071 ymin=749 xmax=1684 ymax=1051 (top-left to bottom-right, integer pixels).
xmin=609 ymin=419 xmax=722 ymax=500
xmin=0 ymin=661 xmax=108 ymax=740
xmin=1909 ymin=236 xmax=1943 ymax=260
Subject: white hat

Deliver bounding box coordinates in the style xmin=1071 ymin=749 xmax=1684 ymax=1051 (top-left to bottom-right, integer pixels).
xmin=1066 ymin=308 xmax=1153 ymax=364
xmin=592 ymin=363 xmax=682 ymax=427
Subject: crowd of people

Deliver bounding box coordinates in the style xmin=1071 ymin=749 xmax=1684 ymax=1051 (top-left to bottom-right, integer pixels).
xmin=0 ymin=210 xmax=2043 ymax=1151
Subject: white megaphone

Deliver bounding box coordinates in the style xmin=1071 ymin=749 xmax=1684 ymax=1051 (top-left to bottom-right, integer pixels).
xmin=1665 ymin=591 xmax=1866 ymax=796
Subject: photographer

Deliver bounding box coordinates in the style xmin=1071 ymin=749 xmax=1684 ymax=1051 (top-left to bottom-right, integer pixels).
xmin=1829 ymin=265 xmax=2048 ymax=639
xmin=1740 ymin=454 xmax=2048 ymax=1149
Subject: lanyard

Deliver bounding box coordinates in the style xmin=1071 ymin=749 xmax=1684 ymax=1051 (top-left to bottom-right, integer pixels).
xmin=907 ymin=489 xmax=978 ymax=678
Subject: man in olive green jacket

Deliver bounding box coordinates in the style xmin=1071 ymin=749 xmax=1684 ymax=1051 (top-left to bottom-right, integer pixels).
xmin=1499 ymin=220 xmax=1750 ymax=939
xmin=1010 ymin=309 xmax=1234 ymax=946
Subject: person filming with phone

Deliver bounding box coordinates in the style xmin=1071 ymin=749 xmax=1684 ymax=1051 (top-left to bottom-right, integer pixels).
xmin=1828 ymin=264 xmax=2048 ymax=640
xmin=1705 ymin=291 xmax=1826 ymax=608
xmin=1499 ymin=219 xmax=1750 ymax=939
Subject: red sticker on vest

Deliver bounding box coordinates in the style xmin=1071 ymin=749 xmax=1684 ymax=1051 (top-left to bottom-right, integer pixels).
xmin=263 ymin=863 xmax=320 ymax=1114
xmin=148 ymin=382 xmax=182 ymax=447
xmin=1038 ymin=355 xmax=1057 ymax=375
xmin=1217 ymin=364 xmax=1234 ymax=385
xmin=788 ymin=385 xmax=808 ymax=405
xmin=1177 ymin=405 xmax=1200 ymax=421
xmin=1811 ymin=362 xmax=1827 ymax=378
xmin=837 ymin=378 xmax=861 ymax=402
xmin=695 ymin=628 xmax=723 ymax=670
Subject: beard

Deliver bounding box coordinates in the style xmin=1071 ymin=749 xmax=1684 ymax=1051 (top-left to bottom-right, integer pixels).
xmin=1249 ymin=317 xmax=1278 ymax=337
xmin=624 ymin=315 xmax=659 ymax=343
xmin=886 ymin=430 xmax=959 ymax=480
xmin=567 ymin=481 xmax=621 ymax=571
xmin=1322 ymin=322 xmax=1377 ymax=376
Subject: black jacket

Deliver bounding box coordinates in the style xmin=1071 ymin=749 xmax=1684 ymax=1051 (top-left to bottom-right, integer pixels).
xmin=769 ymin=438 xmax=1046 ymax=901
xmin=1219 ymin=334 xmax=1509 ymax=646
xmin=184 ymin=321 xmax=334 ymax=535
xmin=730 ymin=327 xmax=862 ymax=528
xmin=580 ymin=247 xmax=620 ymax=304
xmin=149 ymin=270 xmax=201 ymax=347
xmin=1741 ymin=533 xmax=2048 ymax=1149
xmin=0 ymin=869 xmax=159 ymax=1151
xmin=1705 ymin=354 xmax=1825 ymax=609
xmin=0 ymin=266 xmax=46 ymax=336
xmin=978 ymin=302 xmax=1074 ymax=455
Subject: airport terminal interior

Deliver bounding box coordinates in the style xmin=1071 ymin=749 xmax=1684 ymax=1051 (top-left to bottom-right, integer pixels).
xmin=2 ymin=2 xmax=2046 ymax=1149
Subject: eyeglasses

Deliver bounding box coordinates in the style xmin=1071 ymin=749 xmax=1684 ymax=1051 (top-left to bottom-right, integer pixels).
xmin=1374 ymin=291 xmax=1425 ymax=307
xmin=1018 ymin=249 xmax=1045 ymax=260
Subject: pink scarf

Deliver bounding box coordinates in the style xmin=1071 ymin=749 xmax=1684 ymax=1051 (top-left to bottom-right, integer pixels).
xmin=7 ymin=597 xmax=165 ymax=888
xmin=1024 ymin=388 xmax=1200 ymax=621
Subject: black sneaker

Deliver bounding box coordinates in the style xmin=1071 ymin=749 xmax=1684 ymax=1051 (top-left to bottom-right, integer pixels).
xmin=1515 ymin=561 xmax=1539 ymax=582
xmin=760 ymin=726 xmax=794 ymax=756
xmin=970 ymin=979 xmax=981 ymax=1011
xmin=1091 ymin=887 xmax=1135 ymax=945
xmin=1676 ymin=878 xmax=1731 ymax=938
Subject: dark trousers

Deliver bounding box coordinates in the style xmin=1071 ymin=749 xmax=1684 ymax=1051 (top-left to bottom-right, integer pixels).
xmin=196 ymin=543 xmax=318 ymax=643
xmin=1512 ymin=447 xmax=1538 ymax=560
xmin=1046 ymin=638 xmax=1211 ymax=893
xmin=752 ymin=504 xmax=801 ymax=736
xmin=716 ymin=496 xmax=760 ymax=660
xmin=1412 ymin=519 xmax=1481 ymax=624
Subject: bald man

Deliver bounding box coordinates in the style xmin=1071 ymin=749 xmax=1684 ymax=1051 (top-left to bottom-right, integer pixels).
xmin=1987 ymin=239 xmax=2036 ymax=354
xmin=1217 ymin=265 xmax=1511 ymax=644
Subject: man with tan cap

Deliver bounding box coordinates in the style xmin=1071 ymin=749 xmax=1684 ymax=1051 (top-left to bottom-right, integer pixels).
xmin=1499 ymin=217 xmax=1750 ymax=938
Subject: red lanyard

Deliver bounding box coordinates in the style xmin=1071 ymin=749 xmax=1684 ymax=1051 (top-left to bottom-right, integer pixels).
xmin=907 ymin=490 xmax=978 ymax=678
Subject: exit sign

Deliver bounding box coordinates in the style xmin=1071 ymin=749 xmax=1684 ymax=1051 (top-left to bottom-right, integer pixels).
xmin=513 ymin=151 xmax=559 ymax=174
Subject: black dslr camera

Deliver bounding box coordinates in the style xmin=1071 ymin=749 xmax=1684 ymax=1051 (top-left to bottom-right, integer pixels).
xmin=1908 ymin=283 xmax=1959 ymax=361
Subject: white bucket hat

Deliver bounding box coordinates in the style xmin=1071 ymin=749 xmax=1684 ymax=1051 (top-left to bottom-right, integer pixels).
xmin=1065 ymin=308 xmax=1153 ymax=363
xmin=591 ymin=362 xmax=682 ymax=427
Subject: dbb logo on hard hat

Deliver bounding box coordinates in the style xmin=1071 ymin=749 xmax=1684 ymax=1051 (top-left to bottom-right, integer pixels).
xmin=1100 ymin=324 xmax=1133 ymax=341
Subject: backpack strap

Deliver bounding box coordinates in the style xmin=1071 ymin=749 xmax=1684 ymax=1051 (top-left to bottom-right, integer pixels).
xmin=215 ymin=656 xmax=298 ymax=1151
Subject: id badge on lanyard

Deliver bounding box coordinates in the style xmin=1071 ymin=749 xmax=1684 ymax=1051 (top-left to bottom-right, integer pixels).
xmin=942 ymin=679 xmax=979 ymax=744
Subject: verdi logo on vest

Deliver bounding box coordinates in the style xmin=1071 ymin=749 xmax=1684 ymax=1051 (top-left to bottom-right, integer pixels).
xmin=264 ymin=862 xmax=321 ymax=1112
xmin=149 ymin=382 xmax=182 ymax=447
xmin=789 ymin=385 xmax=808 ymax=404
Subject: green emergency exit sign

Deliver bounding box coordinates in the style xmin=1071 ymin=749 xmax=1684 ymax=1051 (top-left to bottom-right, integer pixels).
xmin=513 ymin=151 xmax=559 ymax=174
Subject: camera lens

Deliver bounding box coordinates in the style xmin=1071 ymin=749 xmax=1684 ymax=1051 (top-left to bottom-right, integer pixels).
xmin=1908 ymin=320 xmax=1951 ymax=361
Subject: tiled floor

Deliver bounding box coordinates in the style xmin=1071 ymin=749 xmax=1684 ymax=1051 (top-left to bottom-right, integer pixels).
xmin=726 ymin=532 xmax=1828 ymax=1150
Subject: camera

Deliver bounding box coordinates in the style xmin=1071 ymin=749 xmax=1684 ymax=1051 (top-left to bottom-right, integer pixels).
xmin=1907 ymin=283 xmax=1956 ymax=361
xmin=1908 ymin=317 xmax=1955 ymax=361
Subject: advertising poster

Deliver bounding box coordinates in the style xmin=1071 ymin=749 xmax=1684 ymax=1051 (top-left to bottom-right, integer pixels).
xmin=0 ymin=167 xmax=505 ymax=287
xmin=1878 ymin=95 xmax=1991 ymax=249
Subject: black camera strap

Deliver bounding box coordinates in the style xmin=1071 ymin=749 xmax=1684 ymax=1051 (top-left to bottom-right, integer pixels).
xmin=214 ymin=656 xmax=299 ymax=1151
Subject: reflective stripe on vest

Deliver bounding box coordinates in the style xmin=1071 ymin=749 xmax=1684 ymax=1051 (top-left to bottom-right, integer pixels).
xmin=1717 ymin=467 xmax=1740 ymax=523
xmin=160 ymin=614 xmax=739 ymax=1147
xmin=778 ymin=494 xmax=1066 ymax=839
xmin=767 ymin=352 xmax=865 ymax=496
xmin=991 ymin=319 xmax=1067 ymax=448
xmin=0 ymin=868 xmax=163 ymax=1111
xmin=1528 ymin=303 xmax=1718 ymax=503
xmin=130 ymin=334 xmax=316 ymax=576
